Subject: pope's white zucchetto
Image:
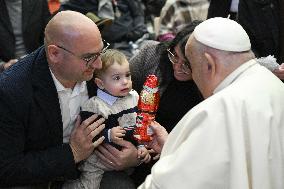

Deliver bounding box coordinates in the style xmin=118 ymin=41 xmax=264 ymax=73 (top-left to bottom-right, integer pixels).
xmin=193 ymin=17 xmax=251 ymax=52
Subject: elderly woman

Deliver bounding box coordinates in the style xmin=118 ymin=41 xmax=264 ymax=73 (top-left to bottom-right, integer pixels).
xmin=129 ymin=20 xmax=203 ymax=186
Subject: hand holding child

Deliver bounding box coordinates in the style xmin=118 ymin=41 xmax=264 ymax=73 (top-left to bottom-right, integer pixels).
xmin=137 ymin=146 xmax=151 ymax=164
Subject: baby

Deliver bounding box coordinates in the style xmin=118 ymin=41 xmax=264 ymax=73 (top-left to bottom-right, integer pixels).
xmin=63 ymin=49 xmax=151 ymax=189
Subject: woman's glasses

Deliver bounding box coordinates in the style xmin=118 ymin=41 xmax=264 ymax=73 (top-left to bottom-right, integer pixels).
xmin=167 ymin=48 xmax=191 ymax=74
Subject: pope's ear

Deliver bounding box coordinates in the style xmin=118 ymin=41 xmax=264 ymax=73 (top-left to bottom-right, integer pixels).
xmin=94 ymin=78 xmax=104 ymax=89
xmin=204 ymin=52 xmax=216 ymax=75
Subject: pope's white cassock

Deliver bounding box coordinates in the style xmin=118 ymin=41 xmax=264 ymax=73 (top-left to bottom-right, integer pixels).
xmin=139 ymin=59 xmax=284 ymax=189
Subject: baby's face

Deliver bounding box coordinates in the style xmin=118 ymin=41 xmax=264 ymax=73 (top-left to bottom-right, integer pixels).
xmin=100 ymin=61 xmax=132 ymax=97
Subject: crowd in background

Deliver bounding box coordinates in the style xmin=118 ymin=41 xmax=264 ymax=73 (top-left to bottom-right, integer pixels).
xmin=1 ymin=0 xmax=283 ymax=70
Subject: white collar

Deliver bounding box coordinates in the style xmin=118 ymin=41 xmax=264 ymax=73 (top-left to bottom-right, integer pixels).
xmin=214 ymin=59 xmax=257 ymax=94
xmin=49 ymin=68 xmax=87 ymax=95
xmin=97 ymin=88 xmax=118 ymax=106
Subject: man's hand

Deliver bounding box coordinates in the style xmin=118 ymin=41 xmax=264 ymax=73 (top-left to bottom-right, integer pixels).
xmin=145 ymin=121 xmax=168 ymax=154
xmin=110 ymin=126 xmax=126 ymax=143
xmin=4 ymin=59 xmax=18 ymax=69
xmin=69 ymin=114 xmax=105 ymax=163
xmin=0 ymin=59 xmax=18 ymax=72
xmin=95 ymin=140 xmax=139 ymax=170
xmin=137 ymin=146 xmax=151 ymax=163
xmin=273 ymin=63 xmax=284 ymax=80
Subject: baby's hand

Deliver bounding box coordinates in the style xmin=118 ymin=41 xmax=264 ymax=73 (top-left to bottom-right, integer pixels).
xmin=110 ymin=126 xmax=126 ymax=143
xmin=137 ymin=146 xmax=151 ymax=164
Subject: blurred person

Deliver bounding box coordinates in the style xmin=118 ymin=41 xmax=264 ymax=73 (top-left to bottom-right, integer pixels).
xmin=157 ymin=0 xmax=209 ymax=41
xmin=0 ymin=0 xmax=50 ymax=72
xmin=142 ymin=0 xmax=166 ymax=18
xmin=59 ymin=0 xmax=99 ymax=15
xmin=238 ymin=0 xmax=284 ymax=80
xmin=207 ymin=0 xmax=239 ymax=20
xmin=59 ymin=0 xmax=147 ymax=59
xmin=141 ymin=0 xmax=166 ymax=36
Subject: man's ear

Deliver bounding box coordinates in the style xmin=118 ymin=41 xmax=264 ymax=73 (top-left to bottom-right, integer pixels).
xmin=94 ymin=78 xmax=104 ymax=89
xmin=47 ymin=45 xmax=61 ymax=63
xmin=204 ymin=52 xmax=216 ymax=77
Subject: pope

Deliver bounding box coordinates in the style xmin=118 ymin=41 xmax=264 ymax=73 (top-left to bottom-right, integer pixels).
xmin=139 ymin=17 xmax=284 ymax=189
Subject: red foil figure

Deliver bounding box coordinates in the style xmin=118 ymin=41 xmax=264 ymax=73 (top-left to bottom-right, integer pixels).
xmin=134 ymin=75 xmax=160 ymax=142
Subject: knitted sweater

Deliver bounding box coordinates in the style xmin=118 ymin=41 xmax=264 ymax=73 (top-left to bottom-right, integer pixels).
xmin=82 ymin=89 xmax=139 ymax=144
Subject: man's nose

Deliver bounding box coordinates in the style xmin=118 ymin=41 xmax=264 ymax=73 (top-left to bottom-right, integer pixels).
xmin=91 ymin=57 xmax=102 ymax=69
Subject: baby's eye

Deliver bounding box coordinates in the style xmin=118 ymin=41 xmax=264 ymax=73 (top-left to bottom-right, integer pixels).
xmin=126 ymin=73 xmax=131 ymax=78
xmin=113 ymin=76 xmax=120 ymax=80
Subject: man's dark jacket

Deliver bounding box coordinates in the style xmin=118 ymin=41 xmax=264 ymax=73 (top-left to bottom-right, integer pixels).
xmin=0 ymin=0 xmax=50 ymax=62
xmin=238 ymin=0 xmax=280 ymax=60
xmin=0 ymin=47 xmax=95 ymax=187
xmin=207 ymin=0 xmax=232 ymax=18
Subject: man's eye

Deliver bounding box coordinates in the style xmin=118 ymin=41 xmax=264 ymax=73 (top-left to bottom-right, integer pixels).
xmin=83 ymin=54 xmax=97 ymax=61
xmin=82 ymin=56 xmax=93 ymax=62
